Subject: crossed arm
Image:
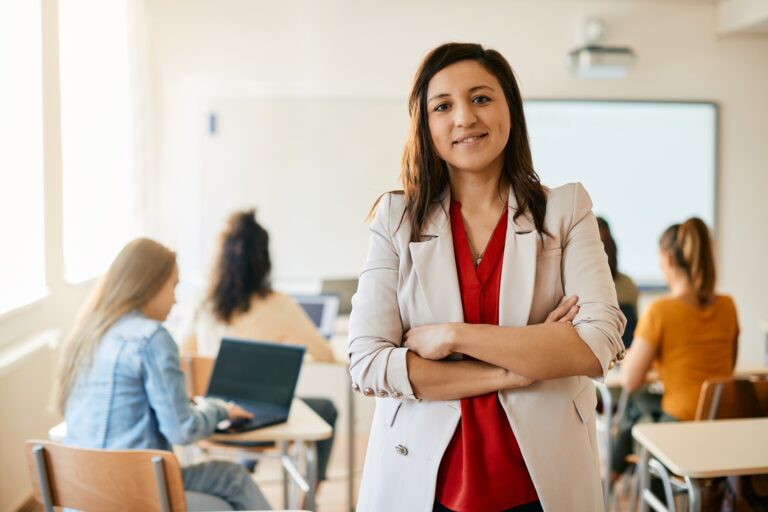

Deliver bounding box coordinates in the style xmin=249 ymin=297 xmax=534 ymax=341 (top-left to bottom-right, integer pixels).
xmin=403 ymin=296 xmax=601 ymax=400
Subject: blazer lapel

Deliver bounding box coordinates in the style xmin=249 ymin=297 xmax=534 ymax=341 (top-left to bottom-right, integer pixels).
xmin=409 ymin=193 xmax=464 ymax=324
xmin=499 ymin=185 xmax=538 ymax=327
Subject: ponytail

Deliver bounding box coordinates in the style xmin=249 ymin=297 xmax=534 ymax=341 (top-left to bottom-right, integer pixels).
xmin=659 ymin=217 xmax=716 ymax=305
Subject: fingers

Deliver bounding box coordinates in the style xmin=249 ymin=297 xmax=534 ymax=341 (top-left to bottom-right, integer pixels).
xmin=561 ymin=304 xmax=580 ymax=323
xmin=226 ymin=402 xmax=254 ymax=420
xmin=546 ymin=295 xmax=579 ymax=322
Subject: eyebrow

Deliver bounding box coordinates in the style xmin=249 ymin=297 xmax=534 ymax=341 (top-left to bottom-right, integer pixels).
xmin=427 ymin=84 xmax=495 ymax=104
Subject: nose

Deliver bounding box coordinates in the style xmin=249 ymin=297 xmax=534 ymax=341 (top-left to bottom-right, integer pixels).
xmin=454 ymin=101 xmax=477 ymax=128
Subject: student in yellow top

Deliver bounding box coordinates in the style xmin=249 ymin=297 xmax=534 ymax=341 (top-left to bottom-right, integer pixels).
xmin=612 ymin=217 xmax=739 ymax=476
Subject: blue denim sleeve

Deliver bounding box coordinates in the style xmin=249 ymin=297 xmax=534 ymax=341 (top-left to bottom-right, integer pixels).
xmin=140 ymin=326 xmax=228 ymax=445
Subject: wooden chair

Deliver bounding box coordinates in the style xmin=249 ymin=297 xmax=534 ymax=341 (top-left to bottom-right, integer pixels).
xmin=25 ymin=439 xmax=186 ymax=512
xmin=694 ymin=375 xmax=768 ymax=421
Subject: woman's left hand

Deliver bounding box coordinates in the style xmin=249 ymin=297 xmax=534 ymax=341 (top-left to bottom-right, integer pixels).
xmin=403 ymin=323 xmax=461 ymax=360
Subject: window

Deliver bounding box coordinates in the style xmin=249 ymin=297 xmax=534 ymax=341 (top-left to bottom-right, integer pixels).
xmin=0 ymin=1 xmax=47 ymax=314
xmin=59 ymin=0 xmax=138 ymax=283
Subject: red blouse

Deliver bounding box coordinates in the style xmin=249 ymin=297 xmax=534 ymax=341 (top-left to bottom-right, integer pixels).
xmin=435 ymin=201 xmax=538 ymax=512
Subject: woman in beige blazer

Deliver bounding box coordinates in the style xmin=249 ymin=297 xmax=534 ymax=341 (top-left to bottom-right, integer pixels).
xmin=348 ymin=43 xmax=626 ymax=512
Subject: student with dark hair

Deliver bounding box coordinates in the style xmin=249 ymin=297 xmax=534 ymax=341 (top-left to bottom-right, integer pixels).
xmin=596 ymin=216 xmax=639 ymax=348
xmin=187 ymin=210 xmax=338 ymax=485
xmin=349 ymin=42 xmax=625 ymax=512
xmin=612 ymin=217 xmax=739 ymax=478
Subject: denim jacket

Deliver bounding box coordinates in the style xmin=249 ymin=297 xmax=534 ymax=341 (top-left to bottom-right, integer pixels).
xmin=65 ymin=310 xmax=227 ymax=451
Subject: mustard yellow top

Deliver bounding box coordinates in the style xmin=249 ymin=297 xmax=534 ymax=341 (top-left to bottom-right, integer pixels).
xmin=636 ymin=295 xmax=739 ymax=420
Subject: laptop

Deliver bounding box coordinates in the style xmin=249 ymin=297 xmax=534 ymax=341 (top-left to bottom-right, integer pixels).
xmin=321 ymin=278 xmax=358 ymax=315
xmin=292 ymin=293 xmax=341 ymax=339
xmin=206 ymin=337 xmax=305 ymax=433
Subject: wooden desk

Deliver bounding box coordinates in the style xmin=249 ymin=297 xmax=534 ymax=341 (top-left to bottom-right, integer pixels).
xmin=210 ymin=398 xmax=331 ymax=511
xmin=632 ymin=418 xmax=768 ymax=511
xmin=211 ymin=398 xmax=332 ymax=444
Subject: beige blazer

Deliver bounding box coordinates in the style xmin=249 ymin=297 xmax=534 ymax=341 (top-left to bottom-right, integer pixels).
xmin=348 ymin=182 xmax=626 ymax=512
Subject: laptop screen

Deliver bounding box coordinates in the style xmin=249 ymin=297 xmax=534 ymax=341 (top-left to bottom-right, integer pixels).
xmin=292 ymin=294 xmax=340 ymax=339
xmin=206 ymin=338 xmax=305 ymax=408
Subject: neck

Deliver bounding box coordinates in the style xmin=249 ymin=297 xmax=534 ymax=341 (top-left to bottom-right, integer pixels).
xmin=448 ymin=157 xmax=508 ymax=212
xmin=668 ymin=272 xmax=695 ymax=300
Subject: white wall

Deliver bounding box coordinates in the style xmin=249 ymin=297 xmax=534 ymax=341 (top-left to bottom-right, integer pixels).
xmin=147 ymin=0 xmax=768 ymax=359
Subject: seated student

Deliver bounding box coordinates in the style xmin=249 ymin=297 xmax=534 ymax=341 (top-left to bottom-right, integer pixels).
xmin=55 ymin=238 xmax=271 ymax=511
xmin=597 ymin=216 xmax=639 ymax=348
xmin=611 ymin=217 xmax=739 ymax=479
xmin=187 ymin=210 xmax=337 ymax=484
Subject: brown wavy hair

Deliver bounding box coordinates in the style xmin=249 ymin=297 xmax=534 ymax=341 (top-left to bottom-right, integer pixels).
xmin=208 ymin=210 xmax=272 ymax=323
xmin=660 ymin=217 xmax=716 ymax=305
xmin=378 ymin=42 xmax=548 ymax=241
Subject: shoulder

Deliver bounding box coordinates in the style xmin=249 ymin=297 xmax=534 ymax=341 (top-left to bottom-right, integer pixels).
xmin=642 ymin=297 xmax=677 ymax=318
xmin=713 ymin=294 xmax=738 ymax=314
xmin=615 ymin=273 xmax=639 ymax=291
xmin=539 ymin=182 xmax=593 ymax=238
xmin=267 ymin=291 xmax=300 ymax=310
xmin=544 ymin=182 xmax=592 ymax=216
xmin=372 ymin=192 xmax=406 ymax=231
xmin=109 ymin=311 xmax=167 ymax=346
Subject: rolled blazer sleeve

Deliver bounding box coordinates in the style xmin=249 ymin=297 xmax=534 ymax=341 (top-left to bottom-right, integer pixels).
xmin=348 ymin=194 xmax=416 ymax=400
xmin=562 ymin=183 xmax=627 ymax=377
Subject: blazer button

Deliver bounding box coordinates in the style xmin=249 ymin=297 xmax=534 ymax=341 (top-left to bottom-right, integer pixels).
xmin=618 ymin=350 xmax=627 ymax=361
xmin=391 ymin=391 xmax=403 ymax=399
xmin=395 ymin=444 xmax=408 ymax=456
xmin=352 ymin=383 xmax=360 ymax=392
xmin=363 ymin=388 xmax=375 ymax=397
xmin=608 ymin=359 xmax=616 ymax=370
xmin=376 ymin=389 xmax=389 ymax=398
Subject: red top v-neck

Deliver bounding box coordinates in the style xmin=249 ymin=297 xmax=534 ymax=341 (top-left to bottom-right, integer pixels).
xmin=435 ymin=201 xmax=538 ymax=512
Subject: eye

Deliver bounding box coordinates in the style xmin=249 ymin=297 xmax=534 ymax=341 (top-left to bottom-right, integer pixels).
xmin=433 ymin=102 xmax=450 ymax=113
xmin=473 ymin=95 xmax=491 ymax=104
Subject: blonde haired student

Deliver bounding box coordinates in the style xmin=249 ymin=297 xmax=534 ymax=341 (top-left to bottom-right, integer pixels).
xmin=612 ymin=218 xmax=739 ymax=476
xmin=55 ymin=238 xmax=271 ymax=510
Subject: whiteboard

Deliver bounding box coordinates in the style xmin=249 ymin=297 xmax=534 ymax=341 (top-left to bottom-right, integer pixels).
xmin=525 ymin=101 xmax=717 ymax=286
xmin=191 ymin=98 xmax=716 ymax=288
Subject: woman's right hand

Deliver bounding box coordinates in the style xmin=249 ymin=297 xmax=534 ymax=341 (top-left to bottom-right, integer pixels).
xmin=545 ymin=295 xmax=580 ymax=324
xmin=224 ymin=402 xmax=254 ymax=421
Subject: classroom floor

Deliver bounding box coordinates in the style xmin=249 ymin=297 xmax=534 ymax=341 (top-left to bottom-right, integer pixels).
xmin=251 ymin=432 xmax=367 ymax=511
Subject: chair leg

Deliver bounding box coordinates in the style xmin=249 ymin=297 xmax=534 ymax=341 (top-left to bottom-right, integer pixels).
xmin=648 ymin=458 xmax=677 ymax=512
xmin=152 ymin=456 xmax=172 ymax=512
xmin=32 ymin=445 xmax=55 ymax=512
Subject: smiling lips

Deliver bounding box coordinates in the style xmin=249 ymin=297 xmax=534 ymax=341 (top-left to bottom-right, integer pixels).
xmin=453 ymin=132 xmax=488 ymax=145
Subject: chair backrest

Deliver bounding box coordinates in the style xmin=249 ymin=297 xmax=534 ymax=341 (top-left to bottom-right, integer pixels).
xmin=25 ymin=439 xmax=186 ymax=512
xmin=694 ymin=376 xmax=768 ymax=421
xmin=181 ymin=355 xmax=216 ymax=397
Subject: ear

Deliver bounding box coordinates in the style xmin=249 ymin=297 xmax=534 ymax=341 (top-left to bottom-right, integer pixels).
xmin=660 ymin=249 xmax=677 ymax=270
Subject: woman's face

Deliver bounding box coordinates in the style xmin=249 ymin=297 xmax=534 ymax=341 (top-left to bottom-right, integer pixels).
xmin=426 ymin=60 xmax=511 ymax=176
xmin=142 ymin=264 xmax=178 ymax=322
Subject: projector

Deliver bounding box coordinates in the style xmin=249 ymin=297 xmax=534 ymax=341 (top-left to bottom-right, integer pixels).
xmin=569 ymin=45 xmax=636 ymax=79
xmin=569 ymin=18 xmax=635 ymax=79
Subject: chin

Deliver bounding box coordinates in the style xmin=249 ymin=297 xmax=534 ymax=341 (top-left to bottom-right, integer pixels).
xmin=448 ymin=158 xmax=497 ymax=174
